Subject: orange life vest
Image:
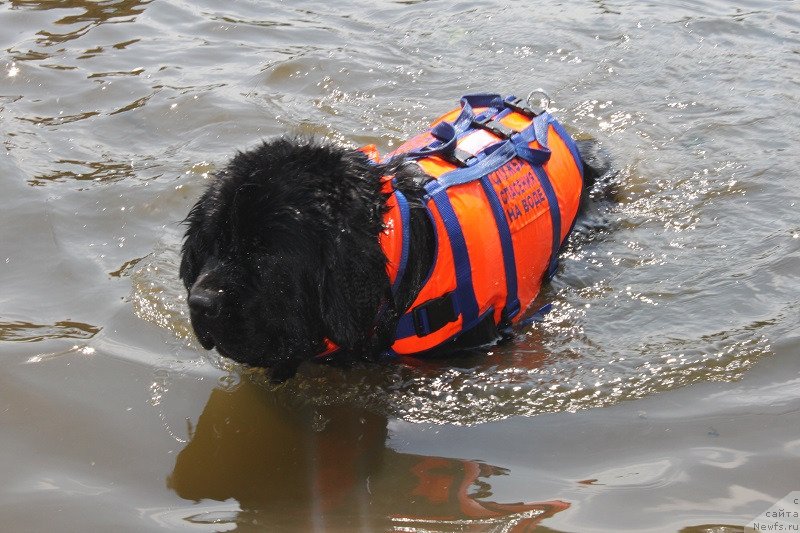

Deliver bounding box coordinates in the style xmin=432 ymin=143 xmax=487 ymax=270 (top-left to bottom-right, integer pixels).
xmin=377 ymin=93 xmax=585 ymax=356
xmin=319 ymin=93 xmax=584 ymax=358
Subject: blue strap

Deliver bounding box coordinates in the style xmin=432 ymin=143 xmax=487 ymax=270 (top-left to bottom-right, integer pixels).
xmin=424 ymin=180 xmax=479 ymax=331
xmin=510 ymin=113 xmax=561 ymax=279
xmin=403 ymin=94 xmax=507 ymax=162
xmin=517 ymin=302 xmax=553 ymax=327
xmin=404 ymin=121 xmax=459 ymax=160
xmin=550 ymin=118 xmax=584 ymax=184
xmin=512 ymin=113 xmax=552 ymax=151
xmin=390 ymin=188 xmax=411 ymax=297
xmin=531 ymin=164 xmax=561 ymax=280
xmin=456 ymin=93 xmax=505 ymax=130
xmin=512 ymin=141 xmax=551 ymax=167
xmin=460 ymin=93 xmax=506 ymax=109
xmin=394 ymin=181 xmax=479 ymax=340
xmin=394 ymin=180 xmax=482 ymax=341
xmin=405 ymin=98 xmax=551 ymax=167
xmin=436 ymin=140 xmax=516 ymax=188
xmin=480 ymin=176 xmax=520 ymax=321
xmin=423 ymin=114 xmax=551 ymax=190
xmin=550 ymin=118 xmax=585 ymax=256
xmin=533 ymin=113 xmax=551 ymax=150
xmin=395 ymin=309 xmax=416 ymax=338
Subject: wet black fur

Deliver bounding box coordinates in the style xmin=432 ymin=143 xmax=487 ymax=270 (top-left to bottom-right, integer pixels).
xmin=180 ymin=137 xmax=601 ymax=381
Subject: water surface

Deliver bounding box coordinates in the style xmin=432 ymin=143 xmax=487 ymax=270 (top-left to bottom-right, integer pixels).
xmin=1 ymin=0 xmax=799 ymax=531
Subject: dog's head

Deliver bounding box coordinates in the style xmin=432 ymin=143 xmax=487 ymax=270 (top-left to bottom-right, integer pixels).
xmin=179 ymin=138 xmax=390 ymax=380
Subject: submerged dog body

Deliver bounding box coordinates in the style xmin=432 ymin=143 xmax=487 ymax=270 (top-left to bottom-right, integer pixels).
xmin=180 ymin=94 xmax=597 ymax=380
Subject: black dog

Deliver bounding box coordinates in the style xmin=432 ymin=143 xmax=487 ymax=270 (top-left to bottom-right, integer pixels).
xmin=180 ymin=118 xmax=601 ymax=381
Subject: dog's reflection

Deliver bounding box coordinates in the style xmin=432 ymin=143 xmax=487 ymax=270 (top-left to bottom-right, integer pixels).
xmin=168 ymin=379 xmax=569 ymax=530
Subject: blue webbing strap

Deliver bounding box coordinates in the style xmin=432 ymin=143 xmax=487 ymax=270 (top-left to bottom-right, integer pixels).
xmin=517 ymin=302 xmax=553 ymax=327
xmin=550 ymin=118 xmax=584 ymax=183
xmin=424 ymin=180 xmax=479 ymax=332
xmin=436 ymin=141 xmax=516 ymax=188
xmin=480 ymin=176 xmax=520 ymax=321
xmin=456 ymin=93 xmax=505 ymax=130
xmin=402 ymin=94 xmax=506 ymax=162
xmin=511 ymin=113 xmax=551 ymax=151
xmin=460 ymin=93 xmax=506 ymax=109
xmin=394 ymin=308 xmax=415 ymax=338
xmin=403 ymin=94 xmax=542 ymax=164
xmin=510 ymin=113 xmax=561 ymax=279
xmin=513 ymin=143 xmax=551 ymax=166
xmin=404 ymin=121 xmax=459 ymax=160
xmin=532 ymin=166 xmax=561 ymax=280
xmin=394 ymin=180 xmax=479 ymax=339
xmin=390 ymin=188 xmax=411 ymax=297
xmin=549 ymin=118 xmax=585 ymax=256
xmin=533 ymin=113 xmax=551 ymax=150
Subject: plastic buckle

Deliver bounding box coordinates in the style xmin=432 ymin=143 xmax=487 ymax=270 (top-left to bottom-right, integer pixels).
xmin=472 ymin=115 xmax=515 ymax=138
xmin=441 ymin=147 xmax=476 ymax=167
xmin=411 ymin=293 xmax=458 ymax=336
xmin=505 ymin=96 xmax=541 ymax=117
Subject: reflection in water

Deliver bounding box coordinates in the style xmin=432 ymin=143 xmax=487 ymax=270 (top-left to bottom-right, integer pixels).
xmin=11 ymin=0 xmax=151 ymax=46
xmin=0 ymin=319 xmax=100 ymax=342
xmin=28 ymin=158 xmax=136 ymax=186
xmin=17 ymin=111 xmax=99 ymax=127
xmin=168 ymin=380 xmax=569 ymax=530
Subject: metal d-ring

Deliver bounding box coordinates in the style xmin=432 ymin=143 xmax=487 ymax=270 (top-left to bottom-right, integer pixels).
xmin=526 ymin=88 xmax=552 ymax=112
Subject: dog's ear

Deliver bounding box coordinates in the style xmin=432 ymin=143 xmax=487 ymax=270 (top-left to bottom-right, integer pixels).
xmin=319 ymin=238 xmax=388 ymax=352
xmin=179 ymin=178 xmax=234 ymax=290
xmin=179 ymin=202 xmax=207 ymax=289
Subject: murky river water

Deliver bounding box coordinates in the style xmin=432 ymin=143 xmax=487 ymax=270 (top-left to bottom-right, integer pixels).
xmin=2 ymin=0 xmax=799 ymax=531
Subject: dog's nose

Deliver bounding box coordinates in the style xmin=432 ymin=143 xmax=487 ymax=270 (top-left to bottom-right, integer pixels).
xmin=188 ymin=288 xmax=223 ymax=318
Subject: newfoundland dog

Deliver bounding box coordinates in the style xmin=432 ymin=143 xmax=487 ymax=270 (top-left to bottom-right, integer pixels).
xmin=180 ymin=96 xmax=601 ymax=381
